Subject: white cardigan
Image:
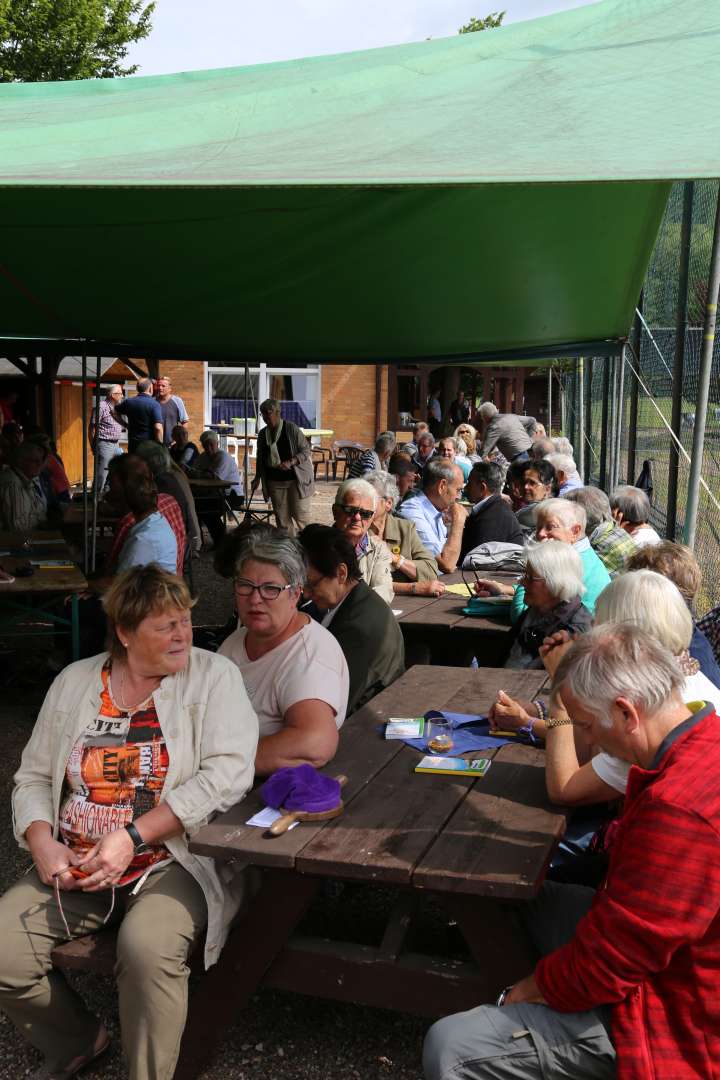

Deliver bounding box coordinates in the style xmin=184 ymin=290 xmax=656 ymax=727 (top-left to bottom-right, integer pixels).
xmin=12 ymin=647 xmax=258 ymax=969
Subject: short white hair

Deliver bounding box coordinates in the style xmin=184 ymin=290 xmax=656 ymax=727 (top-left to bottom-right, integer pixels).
xmin=594 ymin=569 xmax=692 ymax=655
xmin=478 ymin=402 xmax=498 ymax=421
xmin=553 ymin=436 xmax=574 ymax=456
xmin=526 ymin=539 xmax=585 ymax=603
xmin=565 ymin=487 xmax=611 ymax=531
xmin=536 ymin=497 xmax=587 ymax=533
xmin=544 ymin=452 xmax=578 ymax=477
xmin=610 ymin=485 xmax=651 ymax=525
xmin=335 ymin=477 xmax=378 ymax=508
xmin=364 ymin=470 xmax=400 ymax=510
xmin=552 ymin=623 xmax=685 ymax=725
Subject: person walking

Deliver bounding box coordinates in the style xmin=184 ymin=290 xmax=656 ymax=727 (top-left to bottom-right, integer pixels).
xmin=250 ymin=398 xmax=314 ymax=535
xmin=88 ymin=384 xmax=125 ymax=494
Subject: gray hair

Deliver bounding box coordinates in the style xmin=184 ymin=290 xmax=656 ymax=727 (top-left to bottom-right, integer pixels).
xmin=200 ymin=429 xmax=219 ymax=447
xmin=469 ymin=460 xmax=504 ymax=494
xmin=552 ymin=623 xmax=685 ymax=727
xmin=423 ymin=457 xmax=458 ymax=490
xmin=364 ymin=470 xmax=400 ymax=510
xmin=417 ymin=431 xmax=436 ymax=448
xmin=439 ymin=436 xmax=463 ymax=454
xmin=234 ymin=530 xmax=307 ymax=588
xmin=526 ymin=539 xmax=585 ymax=603
xmin=594 ymin=569 xmax=692 ymax=655
xmin=610 ymin=485 xmax=651 ymax=525
xmin=553 ymin=436 xmax=574 ymax=456
xmin=564 ymin=487 xmax=611 ymax=532
xmin=136 ymin=377 xmax=153 ymax=394
xmin=545 ymin=452 xmax=578 ymax=478
xmin=260 ymin=398 xmax=280 ymax=414
xmin=375 ymin=431 xmax=397 ymax=456
xmin=536 ymin=497 xmax=587 ymax=533
xmin=335 ymin=477 xmax=378 ymax=508
xmin=106 ymin=383 xmax=123 ymax=399
xmin=134 ymin=440 xmax=172 ymax=476
xmin=531 ymin=438 xmax=556 ymax=460
xmin=478 ymin=402 xmax=498 ymax=422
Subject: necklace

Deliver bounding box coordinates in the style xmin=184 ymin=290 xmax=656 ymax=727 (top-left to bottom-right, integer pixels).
xmin=111 ymin=663 xmax=162 ymax=715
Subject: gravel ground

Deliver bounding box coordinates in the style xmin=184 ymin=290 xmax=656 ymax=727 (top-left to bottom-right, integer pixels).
xmin=0 ymin=480 xmax=430 ymax=1079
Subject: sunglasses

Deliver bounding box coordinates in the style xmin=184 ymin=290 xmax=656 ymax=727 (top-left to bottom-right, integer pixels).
xmin=336 ymin=504 xmax=374 ymax=521
xmin=234 ymin=579 xmax=295 ymax=601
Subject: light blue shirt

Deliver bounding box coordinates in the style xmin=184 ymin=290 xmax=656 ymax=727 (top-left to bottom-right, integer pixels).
xmin=117 ymin=512 xmax=178 ymax=574
xmin=397 ymin=491 xmax=447 ymax=556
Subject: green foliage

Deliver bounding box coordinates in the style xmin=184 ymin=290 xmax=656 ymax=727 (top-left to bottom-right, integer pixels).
xmin=0 ymin=0 xmax=155 ymax=82
xmin=458 ymin=11 xmax=505 ymax=34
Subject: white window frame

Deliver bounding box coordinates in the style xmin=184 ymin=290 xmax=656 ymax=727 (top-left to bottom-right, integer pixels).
xmin=205 ymin=363 xmax=322 ymax=432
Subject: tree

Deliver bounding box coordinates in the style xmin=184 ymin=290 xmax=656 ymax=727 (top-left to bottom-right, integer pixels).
xmin=0 ymin=0 xmax=155 ymax=82
xmin=458 ymin=12 xmax=505 ymax=34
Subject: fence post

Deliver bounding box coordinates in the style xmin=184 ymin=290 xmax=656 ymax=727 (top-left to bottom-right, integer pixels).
xmin=584 ymin=357 xmax=594 ymax=482
xmin=626 ymin=301 xmax=643 ymax=485
xmin=684 ymin=185 xmax=720 ymax=551
xmin=614 ymin=348 xmax=626 ymax=486
xmin=577 ymin=357 xmax=585 ymax=481
xmin=599 ymin=357 xmax=611 ymax=490
xmin=667 ymin=181 xmax=694 ymax=540
xmin=547 ymin=365 xmax=553 ymax=435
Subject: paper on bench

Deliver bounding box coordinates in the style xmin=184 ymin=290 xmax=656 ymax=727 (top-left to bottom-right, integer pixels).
xmin=246 ymin=806 xmax=299 ymax=830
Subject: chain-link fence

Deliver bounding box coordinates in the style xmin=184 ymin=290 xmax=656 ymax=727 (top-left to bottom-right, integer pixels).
xmin=558 ymin=179 xmax=720 ymax=614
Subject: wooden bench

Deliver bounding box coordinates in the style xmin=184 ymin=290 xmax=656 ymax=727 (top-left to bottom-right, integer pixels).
xmin=52 ymin=930 xmax=203 ymax=975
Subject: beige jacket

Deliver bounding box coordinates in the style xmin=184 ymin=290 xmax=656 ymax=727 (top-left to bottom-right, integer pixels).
xmin=358 ymin=532 xmax=394 ymax=604
xmin=12 ymin=647 xmax=258 ymax=970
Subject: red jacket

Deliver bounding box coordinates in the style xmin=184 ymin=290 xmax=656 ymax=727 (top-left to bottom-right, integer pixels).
xmin=536 ymin=705 xmax=720 ymax=1080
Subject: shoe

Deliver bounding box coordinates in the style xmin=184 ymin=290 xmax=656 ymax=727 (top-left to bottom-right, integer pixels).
xmin=29 ymin=1025 xmax=110 ymax=1079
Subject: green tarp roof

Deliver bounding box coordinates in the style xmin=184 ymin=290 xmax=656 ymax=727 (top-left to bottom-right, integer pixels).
xmin=0 ymin=0 xmax=717 ymax=362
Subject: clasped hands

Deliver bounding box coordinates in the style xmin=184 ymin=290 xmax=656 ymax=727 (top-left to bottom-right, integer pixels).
xmin=33 ymin=830 xmax=135 ymax=893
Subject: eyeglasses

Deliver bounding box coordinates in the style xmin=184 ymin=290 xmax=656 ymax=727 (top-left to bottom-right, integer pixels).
xmin=234 ymin=579 xmax=295 ymax=600
xmin=336 ymin=504 xmax=374 ymax=521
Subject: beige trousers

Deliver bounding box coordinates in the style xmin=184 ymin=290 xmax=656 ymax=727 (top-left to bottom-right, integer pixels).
xmin=267 ymin=480 xmax=314 ymax=535
xmin=0 ymin=863 xmax=206 ymax=1080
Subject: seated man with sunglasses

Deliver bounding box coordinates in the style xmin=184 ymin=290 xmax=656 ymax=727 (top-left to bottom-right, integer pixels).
xmin=219 ymin=530 xmax=349 ymax=776
xmin=331 ymin=478 xmax=394 ymax=604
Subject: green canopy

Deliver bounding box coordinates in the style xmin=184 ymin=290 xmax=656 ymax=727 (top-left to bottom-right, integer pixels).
xmin=0 ymin=0 xmax=717 ymax=362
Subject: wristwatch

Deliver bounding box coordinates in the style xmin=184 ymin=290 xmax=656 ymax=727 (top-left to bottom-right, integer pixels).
xmin=546 ymin=715 xmax=574 ymax=729
xmin=125 ymin=821 xmax=151 ymax=854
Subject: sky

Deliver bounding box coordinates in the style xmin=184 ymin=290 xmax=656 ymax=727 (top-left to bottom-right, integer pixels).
xmin=127 ymin=0 xmax=599 ymax=76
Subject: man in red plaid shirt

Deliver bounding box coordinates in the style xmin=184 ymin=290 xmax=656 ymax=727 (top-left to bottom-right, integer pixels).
xmin=424 ymin=624 xmax=720 ymax=1080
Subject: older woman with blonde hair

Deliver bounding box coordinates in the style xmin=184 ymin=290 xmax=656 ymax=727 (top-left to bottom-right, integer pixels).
xmin=331 ymin=476 xmax=394 ymax=603
xmin=364 ymin=470 xmax=443 ymax=597
xmin=0 ymin=565 xmax=258 ymax=1080
xmin=453 ymin=423 xmax=481 ymax=462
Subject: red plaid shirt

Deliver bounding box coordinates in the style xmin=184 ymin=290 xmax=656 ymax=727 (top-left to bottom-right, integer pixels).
xmin=110 ymin=493 xmax=185 ymax=575
xmin=536 ymin=705 xmax=720 ymax=1079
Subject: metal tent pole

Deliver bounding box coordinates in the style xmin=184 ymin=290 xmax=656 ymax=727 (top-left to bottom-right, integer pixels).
xmin=244 ymin=362 xmax=250 ymax=506
xmin=684 ymin=186 xmax=720 ymax=551
xmin=626 ymin=300 xmax=643 ymax=485
xmin=614 ymin=348 xmax=626 ymax=486
xmin=667 ymin=181 xmax=694 ymax=539
xmin=584 ymin=357 xmax=594 ymax=482
xmin=599 ymin=357 xmax=611 ymax=490
xmin=547 ymin=366 xmax=552 ymax=435
xmin=81 ymin=351 xmax=89 ymax=575
xmin=577 ymin=357 xmax=585 ymax=481
xmin=90 ymin=355 xmax=101 ymax=571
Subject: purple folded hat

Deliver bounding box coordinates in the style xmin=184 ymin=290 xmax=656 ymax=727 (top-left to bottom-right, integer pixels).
xmin=261 ymin=764 xmax=342 ymax=814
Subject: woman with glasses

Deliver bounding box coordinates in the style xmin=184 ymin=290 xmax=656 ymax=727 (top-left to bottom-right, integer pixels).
xmin=299 ymin=525 xmax=405 ymax=714
xmin=218 ymin=530 xmax=349 ymax=775
xmin=331 ymin=477 xmax=394 ymax=604
xmin=0 ymin=565 xmax=258 ymax=1080
xmin=488 ymin=541 xmax=591 ymax=670
xmin=515 ymin=459 xmax=556 ymax=532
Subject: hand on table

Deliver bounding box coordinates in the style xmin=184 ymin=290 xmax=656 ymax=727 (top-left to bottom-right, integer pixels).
xmin=489 ymin=690 xmax=531 ymax=733
xmin=416 ymin=580 xmax=445 ymax=597
xmin=75 ymin=829 xmax=135 ymax=892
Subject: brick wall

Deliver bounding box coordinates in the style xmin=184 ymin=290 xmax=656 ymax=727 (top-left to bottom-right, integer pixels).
xmin=320 ymin=363 xmax=389 ymax=448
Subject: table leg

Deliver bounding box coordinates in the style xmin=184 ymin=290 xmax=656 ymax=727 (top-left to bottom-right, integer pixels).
xmin=174 ymin=869 xmax=319 ymax=1080
xmin=443 ymin=894 xmax=538 ymax=1001
xmin=70 ymin=594 xmax=80 ymax=661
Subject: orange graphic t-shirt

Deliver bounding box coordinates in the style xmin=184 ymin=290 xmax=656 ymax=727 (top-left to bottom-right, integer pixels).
xmin=58 ymin=662 xmax=171 ymax=887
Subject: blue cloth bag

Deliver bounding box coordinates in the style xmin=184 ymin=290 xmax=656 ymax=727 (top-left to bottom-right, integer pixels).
xmin=403 ymin=709 xmax=532 ymax=753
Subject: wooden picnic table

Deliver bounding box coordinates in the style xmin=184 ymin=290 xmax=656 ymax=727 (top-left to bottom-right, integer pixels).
xmin=181 ymin=664 xmax=564 ymax=1079
xmin=0 ymin=531 xmax=87 ymax=659
xmin=395 ymin=569 xmax=521 ymax=667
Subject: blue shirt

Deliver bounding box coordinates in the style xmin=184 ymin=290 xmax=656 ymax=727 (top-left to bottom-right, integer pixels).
xmin=397 ymin=492 xmax=447 ymax=557
xmin=116 ymin=394 xmax=163 ymax=451
xmin=117 ymin=512 xmax=177 ymax=574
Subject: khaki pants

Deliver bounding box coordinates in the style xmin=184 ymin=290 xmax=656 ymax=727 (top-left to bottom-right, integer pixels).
xmin=267 ymin=480 xmax=313 ymax=535
xmin=0 ymin=863 xmax=206 ymax=1080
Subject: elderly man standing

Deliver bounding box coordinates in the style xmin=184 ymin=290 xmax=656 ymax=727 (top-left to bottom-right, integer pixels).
xmin=115 ymin=378 xmax=163 ymax=453
xmin=88 ymin=383 xmax=125 ymax=494
xmin=250 ymin=398 xmax=314 ymax=535
xmin=332 ymin=478 xmax=393 ymax=603
xmin=398 ymin=458 xmax=467 ymax=573
xmin=424 ymin=623 xmax=720 ymax=1080
xmin=477 ymin=401 xmax=537 ymax=463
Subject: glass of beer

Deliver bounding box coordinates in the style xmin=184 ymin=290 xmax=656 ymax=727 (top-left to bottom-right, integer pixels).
xmin=428 ymin=717 xmax=454 ymax=754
